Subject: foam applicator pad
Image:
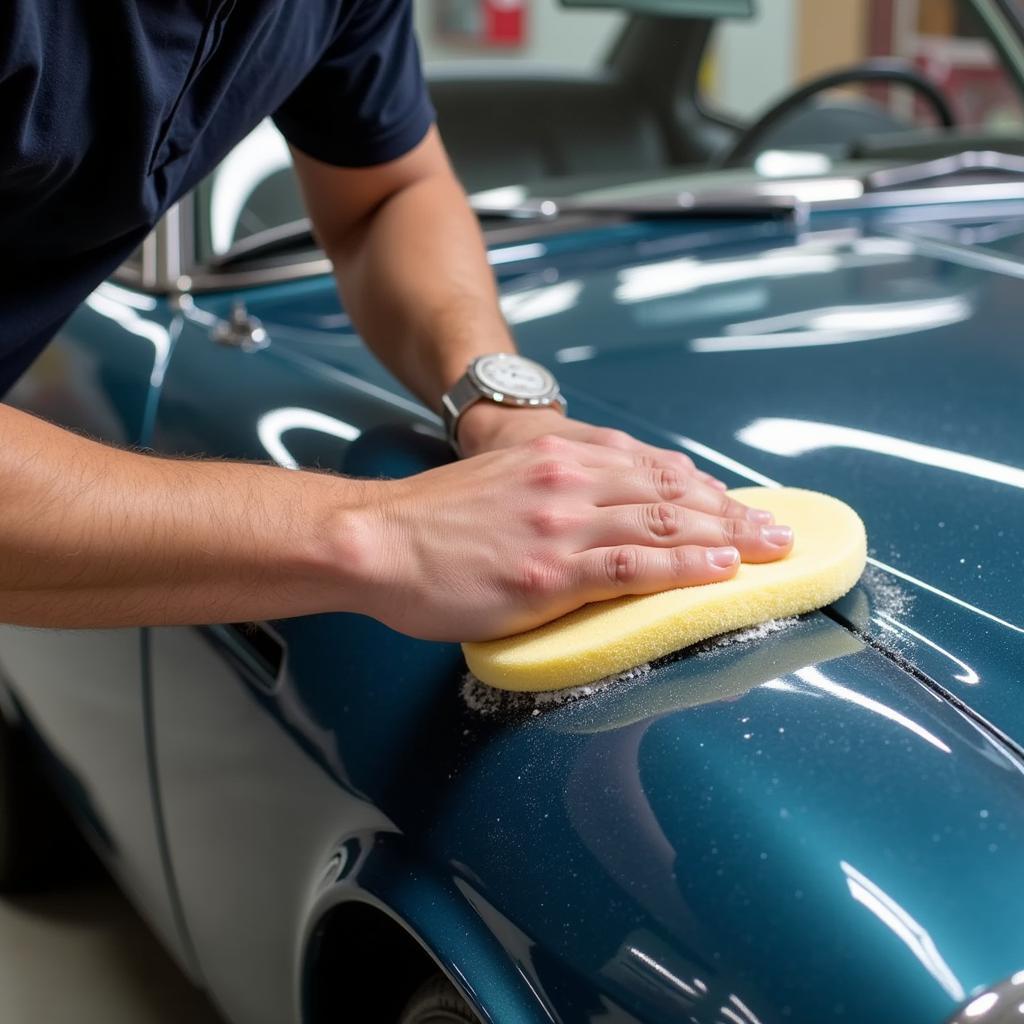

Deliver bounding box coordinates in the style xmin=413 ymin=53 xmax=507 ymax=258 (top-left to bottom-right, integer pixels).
xmin=463 ymin=487 xmax=866 ymax=692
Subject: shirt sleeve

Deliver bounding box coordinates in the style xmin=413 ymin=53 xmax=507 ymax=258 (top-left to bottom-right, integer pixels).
xmin=272 ymin=0 xmax=435 ymax=167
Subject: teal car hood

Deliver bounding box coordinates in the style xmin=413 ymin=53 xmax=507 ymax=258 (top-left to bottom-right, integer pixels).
xmin=190 ymin=200 xmax=1024 ymax=1024
xmin=491 ymin=209 xmax=1024 ymax=747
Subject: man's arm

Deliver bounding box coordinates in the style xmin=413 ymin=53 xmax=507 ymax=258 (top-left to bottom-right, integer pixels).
xmin=0 ymin=131 xmax=791 ymax=636
xmin=0 ymin=402 xmax=366 ymax=627
xmin=290 ymin=129 xmax=727 ymax=475
xmin=0 ymin=403 xmax=789 ymax=637
xmin=289 ymin=129 xmax=514 ymax=426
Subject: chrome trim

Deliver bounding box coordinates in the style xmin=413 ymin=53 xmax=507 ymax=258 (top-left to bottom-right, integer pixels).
xmin=867 ymin=150 xmax=1024 ymax=190
xmin=210 ymin=300 xmax=270 ymax=352
xmin=212 ymin=217 xmax=313 ymax=267
xmin=821 ymin=179 xmax=1024 ymax=211
xmin=185 ymin=256 xmax=335 ymax=293
xmin=946 ymin=971 xmax=1024 ymax=1022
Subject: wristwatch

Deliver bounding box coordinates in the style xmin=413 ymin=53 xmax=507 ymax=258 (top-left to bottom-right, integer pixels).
xmin=441 ymin=353 xmax=567 ymax=455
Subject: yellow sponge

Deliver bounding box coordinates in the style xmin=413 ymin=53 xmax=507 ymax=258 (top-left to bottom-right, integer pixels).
xmin=463 ymin=487 xmax=867 ymax=692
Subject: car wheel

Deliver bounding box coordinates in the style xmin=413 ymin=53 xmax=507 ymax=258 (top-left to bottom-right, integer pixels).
xmin=397 ymin=974 xmax=481 ymax=1024
xmin=0 ymin=713 xmax=77 ymax=892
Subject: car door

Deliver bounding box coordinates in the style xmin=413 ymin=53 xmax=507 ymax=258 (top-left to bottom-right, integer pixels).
xmin=0 ymin=259 xmax=195 ymax=972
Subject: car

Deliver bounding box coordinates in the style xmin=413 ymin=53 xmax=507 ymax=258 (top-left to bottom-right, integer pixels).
xmin=3 ymin=0 xmax=1024 ymax=1021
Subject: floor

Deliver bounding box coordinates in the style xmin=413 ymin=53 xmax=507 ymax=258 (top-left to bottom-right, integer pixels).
xmin=0 ymin=875 xmax=225 ymax=1024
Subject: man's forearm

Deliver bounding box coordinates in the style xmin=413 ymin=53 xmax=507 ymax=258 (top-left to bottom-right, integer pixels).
xmin=0 ymin=404 xmax=370 ymax=628
xmin=317 ymin=153 xmax=516 ymax=411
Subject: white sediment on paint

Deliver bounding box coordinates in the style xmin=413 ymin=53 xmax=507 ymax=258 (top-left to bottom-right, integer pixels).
xmin=706 ymin=616 xmax=797 ymax=649
xmin=460 ymin=662 xmax=651 ymax=715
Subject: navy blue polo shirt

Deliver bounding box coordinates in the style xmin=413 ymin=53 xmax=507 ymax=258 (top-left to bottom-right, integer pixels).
xmin=0 ymin=0 xmax=435 ymax=394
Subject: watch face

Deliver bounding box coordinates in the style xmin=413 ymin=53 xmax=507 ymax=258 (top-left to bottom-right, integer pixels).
xmin=473 ymin=355 xmax=555 ymax=401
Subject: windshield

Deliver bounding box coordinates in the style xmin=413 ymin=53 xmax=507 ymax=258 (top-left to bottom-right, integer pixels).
xmin=195 ymin=0 xmax=1024 ymax=265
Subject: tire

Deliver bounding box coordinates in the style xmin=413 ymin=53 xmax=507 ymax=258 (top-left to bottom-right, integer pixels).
xmin=397 ymin=974 xmax=481 ymax=1024
xmin=0 ymin=712 xmax=80 ymax=892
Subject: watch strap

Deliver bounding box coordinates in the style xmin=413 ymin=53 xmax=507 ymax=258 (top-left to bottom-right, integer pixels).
xmin=441 ymin=374 xmax=485 ymax=453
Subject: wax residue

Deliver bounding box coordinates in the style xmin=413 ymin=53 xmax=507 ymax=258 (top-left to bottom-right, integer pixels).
xmin=860 ymin=564 xmax=914 ymax=619
xmin=705 ymin=616 xmax=797 ymax=650
xmin=460 ymin=663 xmax=651 ymax=716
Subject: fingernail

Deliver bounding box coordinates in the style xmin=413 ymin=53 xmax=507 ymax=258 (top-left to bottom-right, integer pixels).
xmin=708 ymin=546 xmax=739 ymax=568
xmin=709 ymin=478 xmax=729 ymax=491
xmin=761 ymin=525 xmax=793 ymax=547
xmin=746 ymin=508 xmax=774 ymax=524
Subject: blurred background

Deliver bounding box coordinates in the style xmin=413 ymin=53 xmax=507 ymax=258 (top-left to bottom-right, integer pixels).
xmin=198 ymin=0 xmax=1024 ymax=265
xmin=418 ymin=0 xmax=1021 ymax=133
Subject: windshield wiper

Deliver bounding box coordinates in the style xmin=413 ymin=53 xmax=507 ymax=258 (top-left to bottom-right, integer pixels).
xmin=473 ymin=191 xmax=804 ymax=223
xmin=866 ymin=150 xmax=1024 ymax=191
xmin=217 ymin=191 xmax=803 ymax=267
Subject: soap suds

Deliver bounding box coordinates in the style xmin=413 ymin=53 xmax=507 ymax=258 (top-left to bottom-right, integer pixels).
xmin=860 ymin=564 xmax=914 ymax=619
xmin=461 ymin=616 xmax=805 ymax=715
xmin=460 ymin=662 xmax=651 ymax=716
xmin=704 ymin=616 xmax=797 ymax=650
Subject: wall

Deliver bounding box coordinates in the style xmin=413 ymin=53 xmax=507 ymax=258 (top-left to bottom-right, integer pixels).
xmin=414 ymin=0 xmax=626 ymax=70
xmin=706 ymin=0 xmax=797 ymax=117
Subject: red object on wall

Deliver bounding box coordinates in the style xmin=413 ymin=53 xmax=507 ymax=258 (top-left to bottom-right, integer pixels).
xmin=435 ymin=0 xmax=526 ymax=49
xmin=483 ymin=0 xmax=525 ymax=46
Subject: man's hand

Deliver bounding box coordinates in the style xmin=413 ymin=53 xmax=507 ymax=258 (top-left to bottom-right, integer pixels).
xmin=350 ymin=433 xmax=793 ymax=642
xmin=457 ymin=403 xmax=730 ymax=491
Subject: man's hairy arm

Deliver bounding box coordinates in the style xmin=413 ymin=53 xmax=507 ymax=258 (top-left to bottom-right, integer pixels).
xmin=290 ymin=127 xmax=511 ymax=416
xmin=0 ymin=129 xmax=790 ymax=636
xmin=0 ymin=403 xmax=367 ymax=627
xmin=0 ymin=403 xmax=789 ymax=639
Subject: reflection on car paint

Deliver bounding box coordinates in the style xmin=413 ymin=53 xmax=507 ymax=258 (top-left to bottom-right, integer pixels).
xmin=613 ymin=236 xmax=914 ymax=304
xmin=874 ymin=611 xmax=980 ymax=686
xmin=794 ymin=666 xmax=951 ymax=753
xmin=690 ymin=294 xmax=971 ymax=352
xmin=865 ymin=558 xmax=1024 ymax=636
xmin=841 ymin=860 xmax=964 ymax=1002
xmin=85 ymin=285 xmax=172 ymax=387
xmin=735 ymin=417 xmax=1024 ymax=490
xmin=256 ymin=406 xmax=361 ymax=469
xmin=489 ymin=242 xmax=549 ymax=266
xmin=500 ymin=280 xmax=583 ymax=324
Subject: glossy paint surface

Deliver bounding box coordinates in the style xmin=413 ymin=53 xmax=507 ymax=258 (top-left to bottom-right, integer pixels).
xmin=0 ymin=285 xmax=193 ymax=971
xmin=5 ymin=195 xmax=1024 ymax=1023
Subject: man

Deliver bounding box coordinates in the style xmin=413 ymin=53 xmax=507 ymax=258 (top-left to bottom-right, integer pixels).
xmin=0 ymin=0 xmax=792 ymax=642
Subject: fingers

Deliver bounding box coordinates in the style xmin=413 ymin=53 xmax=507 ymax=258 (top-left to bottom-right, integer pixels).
xmin=588 ymin=463 xmax=774 ymax=523
xmin=633 ymin=440 xmax=727 ymax=491
xmin=579 ymin=504 xmax=794 ymax=561
xmin=524 ymin=433 xmax=727 ymax=490
xmin=571 ymin=543 xmax=741 ymax=601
